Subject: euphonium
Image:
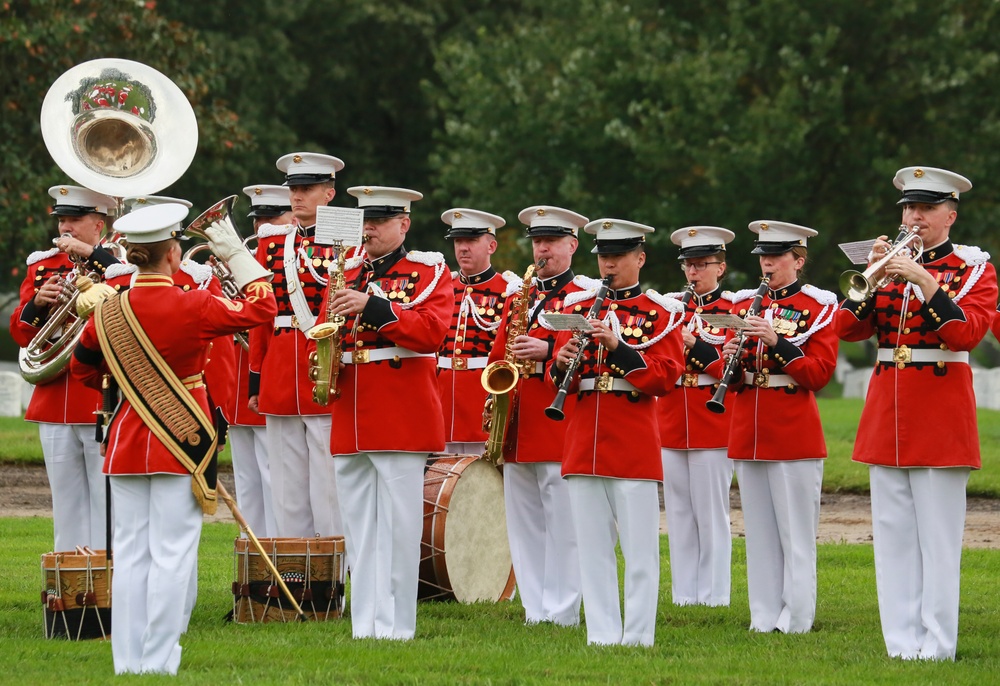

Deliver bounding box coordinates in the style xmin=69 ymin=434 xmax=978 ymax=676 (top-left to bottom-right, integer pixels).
xmin=480 ymin=259 xmax=546 ymax=464
xmin=306 ymin=242 xmax=348 ymax=406
xmin=839 ymin=224 xmax=923 ymax=302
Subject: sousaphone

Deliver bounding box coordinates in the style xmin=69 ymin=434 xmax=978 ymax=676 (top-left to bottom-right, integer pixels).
xmin=21 ymin=59 xmax=199 ymax=384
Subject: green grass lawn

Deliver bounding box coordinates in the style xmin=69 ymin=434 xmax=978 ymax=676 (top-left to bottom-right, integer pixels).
xmin=4 ymin=397 xmax=1000 ymax=495
xmin=2 ymin=518 xmax=999 ymax=683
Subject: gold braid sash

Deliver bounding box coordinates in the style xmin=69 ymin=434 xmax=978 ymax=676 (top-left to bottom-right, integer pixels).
xmin=95 ymin=292 xmax=218 ymax=514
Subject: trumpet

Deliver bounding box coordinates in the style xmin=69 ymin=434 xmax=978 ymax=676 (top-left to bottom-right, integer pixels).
xmin=839 ymin=225 xmax=923 ymax=302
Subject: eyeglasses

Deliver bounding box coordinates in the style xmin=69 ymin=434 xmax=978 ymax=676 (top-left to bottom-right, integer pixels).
xmin=680 ymin=261 xmax=723 ymax=272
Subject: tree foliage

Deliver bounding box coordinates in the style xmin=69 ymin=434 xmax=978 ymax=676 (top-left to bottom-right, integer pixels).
xmin=4 ymin=0 xmax=1000 ymax=297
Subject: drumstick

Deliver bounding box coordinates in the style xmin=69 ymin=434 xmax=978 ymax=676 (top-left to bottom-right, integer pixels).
xmin=216 ymin=482 xmax=308 ymax=622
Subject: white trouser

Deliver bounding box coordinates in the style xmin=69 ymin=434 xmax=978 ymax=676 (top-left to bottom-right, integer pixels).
xmin=734 ymin=459 xmax=823 ymax=634
xmin=503 ymin=461 xmax=581 ymax=626
xmin=265 ymin=414 xmax=340 ymax=538
xmin=110 ymin=474 xmax=201 ymax=675
xmin=334 ymin=452 xmax=426 ymax=640
xmin=39 ymin=423 xmax=107 ymax=551
xmin=661 ymin=448 xmax=734 ymax=606
xmin=230 ymin=425 xmax=275 ymax=538
xmin=567 ymin=476 xmax=660 ymax=646
xmin=869 ymin=465 xmax=969 ymax=661
xmin=444 ymin=441 xmax=485 ymax=456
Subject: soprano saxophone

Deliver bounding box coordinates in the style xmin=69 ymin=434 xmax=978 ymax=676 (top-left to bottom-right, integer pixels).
xmin=480 ymin=259 xmax=546 ymax=464
xmin=306 ymin=242 xmax=347 ymax=406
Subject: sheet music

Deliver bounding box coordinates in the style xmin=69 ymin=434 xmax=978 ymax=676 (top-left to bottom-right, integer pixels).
xmin=538 ymin=313 xmax=596 ymax=332
xmin=315 ymin=206 xmax=364 ymax=246
xmin=838 ymin=239 xmax=876 ymax=265
xmin=698 ymin=313 xmax=751 ymax=331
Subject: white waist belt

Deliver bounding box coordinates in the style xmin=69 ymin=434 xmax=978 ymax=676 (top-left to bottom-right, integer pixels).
xmin=743 ymin=372 xmax=798 ymax=389
xmin=579 ymin=377 xmax=639 ymax=394
xmin=675 ymin=373 xmax=717 ymax=387
xmin=342 ymin=348 xmax=435 ymax=365
xmin=437 ymin=356 xmax=490 ymax=370
xmin=274 ymin=315 xmax=302 ymax=329
xmin=876 ymin=348 xmax=969 ymax=364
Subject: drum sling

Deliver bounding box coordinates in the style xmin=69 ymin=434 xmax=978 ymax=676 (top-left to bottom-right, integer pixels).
xmin=95 ymin=292 xmax=218 ymax=514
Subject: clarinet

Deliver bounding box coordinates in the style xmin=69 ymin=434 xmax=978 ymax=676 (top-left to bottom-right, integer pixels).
xmin=705 ymin=274 xmax=771 ymax=414
xmin=545 ymin=276 xmax=613 ymax=421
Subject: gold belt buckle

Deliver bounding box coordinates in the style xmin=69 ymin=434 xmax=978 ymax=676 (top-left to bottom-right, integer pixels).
xmin=893 ymin=345 xmax=911 ymax=366
xmin=596 ymin=373 xmax=613 ymax=393
xmin=452 ymin=357 xmax=467 ymax=371
xmin=682 ymin=373 xmax=699 ymax=388
xmin=354 ymin=349 xmax=370 ymax=364
xmin=753 ymin=370 xmax=770 ymax=388
xmin=290 ymin=314 xmax=299 ymax=328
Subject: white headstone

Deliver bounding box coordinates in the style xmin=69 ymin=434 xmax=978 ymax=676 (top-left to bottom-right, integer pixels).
xmin=0 ymin=371 xmax=26 ymax=416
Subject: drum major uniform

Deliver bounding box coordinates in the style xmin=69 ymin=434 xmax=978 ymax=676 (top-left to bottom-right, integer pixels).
xmin=248 ymin=153 xmax=344 ymax=539
xmin=657 ymin=226 xmax=737 ymax=607
xmin=712 ymin=220 xmax=838 ymax=634
xmin=835 ymin=166 xmax=998 ymax=660
xmin=487 ymin=205 xmax=595 ymax=626
xmin=437 ymin=207 xmax=512 ymax=454
xmin=10 ymin=185 xmax=119 ymax=552
xmin=551 ymin=218 xmax=685 ymax=646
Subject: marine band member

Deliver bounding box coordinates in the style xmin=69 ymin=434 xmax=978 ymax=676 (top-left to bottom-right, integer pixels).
xmin=438 ymin=207 xmax=512 ymax=454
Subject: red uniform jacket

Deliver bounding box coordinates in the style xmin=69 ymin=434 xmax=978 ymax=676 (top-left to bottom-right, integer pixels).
xmin=487 ymin=270 xmax=602 ymax=464
xmin=656 ymin=286 xmax=735 ymax=451
xmin=835 ymin=241 xmax=997 ymax=468
xmin=316 ymin=246 xmax=452 ymax=456
xmin=172 ymin=260 xmax=237 ymax=424
xmin=710 ymin=281 xmax=839 ymax=461
xmin=224 ymin=342 xmax=266 ymax=427
xmin=991 ymin=304 xmax=1000 ymax=346
xmin=11 ymin=244 xmax=123 ymax=424
xmin=71 ymin=274 xmax=277 ymax=475
xmin=437 ymin=267 xmax=512 ymax=444
xmin=550 ymin=286 xmax=685 ymax=481
xmin=249 ymin=223 xmax=331 ymax=416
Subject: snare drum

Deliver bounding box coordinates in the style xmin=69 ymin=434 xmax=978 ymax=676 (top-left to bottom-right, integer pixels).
xmin=41 ymin=548 xmax=112 ymax=640
xmin=420 ymin=454 xmax=516 ymax=603
xmin=232 ymin=536 xmax=345 ymax=623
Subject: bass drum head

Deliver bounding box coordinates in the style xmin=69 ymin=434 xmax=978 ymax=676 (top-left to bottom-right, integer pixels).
xmin=440 ymin=457 xmax=513 ymax=603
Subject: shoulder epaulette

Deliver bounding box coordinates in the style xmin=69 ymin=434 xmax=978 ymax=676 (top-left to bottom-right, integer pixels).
xmin=801 ymin=284 xmax=838 ymax=306
xmin=405 ymin=250 xmax=446 ymax=266
xmin=721 ymin=290 xmax=740 ymax=303
xmin=953 ymin=244 xmax=990 ymax=266
xmin=27 ymin=248 xmax=60 ymax=266
xmin=501 ymin=270 xmax=523 ymax=297
xmin=256 ymin=223 xmax=295 ymax=238
xmin=344 ymin=255 xmax=364 ymax=272
xmin=179 ymin=260 xmax=214 ymax=286
xmin=729 ymin=287 xmax=759 ymax=303
xmin=645 ymin=289 xmax=686 ymax=313
xmin=105 ymin=263 xmax=138 ymax=280
xmin=572 ymin=274 xmax=603 ymax=290
xmin=450 ymin=270 xmax=458 ymax=279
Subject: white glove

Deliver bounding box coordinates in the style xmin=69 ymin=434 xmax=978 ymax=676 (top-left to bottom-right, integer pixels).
xmin=204 ymin=220 xmax=244 ymax=261
xmin=204 ymin=220 xmax=272 ymax=290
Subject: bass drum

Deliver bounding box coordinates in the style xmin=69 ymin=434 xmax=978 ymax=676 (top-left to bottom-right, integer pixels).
xmin=420 ymin=455 xmax=515 ymax=603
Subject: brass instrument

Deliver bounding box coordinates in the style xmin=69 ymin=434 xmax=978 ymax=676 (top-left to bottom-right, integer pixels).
xmin=22 ymin=59 xmax=198 ymax=383
xmin=706 ymin=274 xmax=771 ymax=414
xmin=18 ymin=242 xmax=118 ymax=384
xmin=306 ymin=242 xmax=348 ymax=406
xmin=480 ymin=259 xmax=546 ymax=464
xmin=839 ymin=225 xmax=924 ymax=302
xmin=545 ymin=276 xmax=612 ymax=421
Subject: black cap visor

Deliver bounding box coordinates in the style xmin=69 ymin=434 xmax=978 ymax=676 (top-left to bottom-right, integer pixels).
xmin=283 ymin=173 xmax=334 ymax=187
xmin=677 ymin=244 xmax=725 ymax=260
xmin=445 ymin=227 xmax=493 ymax=239
xmin=897 ymin=189 xmax=957 ymax=205
xmin=363 ymin=206 xmax=407 ymax=219
xmin=50 ymin=204 xmax=103 ymax=217
xmin=247 ymin=204 xmax=292 ymax=218
xmin=592 ymin=237 xmax=644 ymax=255
xmin=751 ymin=240 xmax=801 ymax=256
xmin=526 ymin=225 xmax=576 ymax=238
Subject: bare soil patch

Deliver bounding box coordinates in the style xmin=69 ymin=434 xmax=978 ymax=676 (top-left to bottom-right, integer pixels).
xmin=3 ymin=463 xmax=998 ymax=547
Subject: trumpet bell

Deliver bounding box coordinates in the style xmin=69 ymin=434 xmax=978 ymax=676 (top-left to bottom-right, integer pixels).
xmin=839 ymin=269 xmax=874 ymax=302
xmin=41 ymin=58 xmax=198 ymax=198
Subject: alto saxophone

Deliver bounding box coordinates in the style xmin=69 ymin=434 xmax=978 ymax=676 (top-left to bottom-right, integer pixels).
xmin=306 ymin=242 xmax=347 ymax=406
xmin=480 ymin=259 xmax=545 ymax=464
